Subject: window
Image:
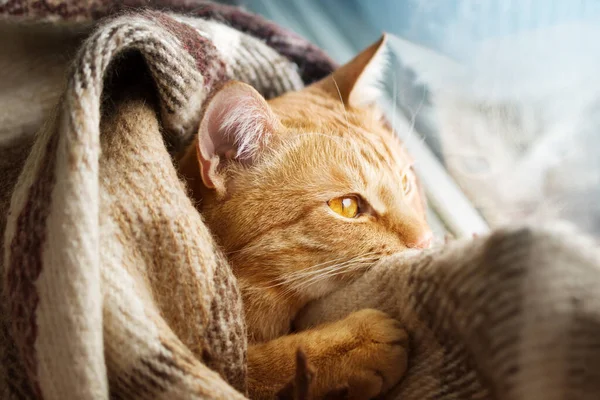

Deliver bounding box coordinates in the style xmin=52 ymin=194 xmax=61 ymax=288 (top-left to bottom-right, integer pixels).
xmin=240 ymin=0 xmax=600 ymax=239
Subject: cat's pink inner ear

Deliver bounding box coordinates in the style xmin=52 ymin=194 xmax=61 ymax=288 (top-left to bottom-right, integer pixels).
xmin=314 ymin=34 xmax=388 ymax=108
xmin=196 ymin=81 xmax=278 ymax=190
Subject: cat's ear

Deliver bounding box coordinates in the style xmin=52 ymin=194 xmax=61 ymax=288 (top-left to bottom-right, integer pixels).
xmin=196 ymin=81 xmax=279 ymax=193
xmin=314 ymin=34 xmax=388 ymax=108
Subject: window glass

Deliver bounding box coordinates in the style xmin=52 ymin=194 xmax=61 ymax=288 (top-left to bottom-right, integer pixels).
xmin=240 ymin=0 xmax=600 ymax=238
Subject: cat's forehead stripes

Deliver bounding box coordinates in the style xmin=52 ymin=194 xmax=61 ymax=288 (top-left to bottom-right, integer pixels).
xmin=270 ymin=89 xmax=409 ymax=172
xmin=283 ymin=132 xmax=411 ymax=218
xmin=267 ymin=84 xmax=416 ymax=218
xmin=354 ymin=130 xmax=403 ymax=175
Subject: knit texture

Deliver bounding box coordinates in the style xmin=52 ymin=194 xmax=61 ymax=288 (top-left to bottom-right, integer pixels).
xmin=0 ymin=2 xmax=333 ymax=399
xmin=298 ymin=224 xmax=600 ymax=400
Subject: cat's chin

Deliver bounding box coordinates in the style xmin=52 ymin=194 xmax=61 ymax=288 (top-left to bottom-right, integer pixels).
xmin=301 ymin=278 xmax=344 ymax=301
xmin=242 ymin=277 xmax=349 ymax=342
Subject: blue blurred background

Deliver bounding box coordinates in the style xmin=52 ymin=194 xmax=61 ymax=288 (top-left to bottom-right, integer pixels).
xmin=233 ymin=0 xmax=600 ymax=238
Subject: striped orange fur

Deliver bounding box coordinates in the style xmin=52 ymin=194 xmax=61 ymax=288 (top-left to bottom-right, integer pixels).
xmin=178 ymin=36 xmax=430 ymax=399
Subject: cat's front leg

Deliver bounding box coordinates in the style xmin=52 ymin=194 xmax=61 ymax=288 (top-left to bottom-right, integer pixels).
xmin=247 ymin=309 xmax=408 ymax=400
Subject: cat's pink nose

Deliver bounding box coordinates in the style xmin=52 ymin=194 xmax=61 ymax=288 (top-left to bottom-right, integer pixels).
xmin=407 ymin=231 xmax=433 ymax=249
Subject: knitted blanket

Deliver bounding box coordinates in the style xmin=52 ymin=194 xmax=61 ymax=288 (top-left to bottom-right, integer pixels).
xmin=298 ymin=224 xmax=600 ymax=400
xmin=0 ymin=2 xmax=331 ymax=399
xmin=2 ymin=2 xmax=600 ymax=400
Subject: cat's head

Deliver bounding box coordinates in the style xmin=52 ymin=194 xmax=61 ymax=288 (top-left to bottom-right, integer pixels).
xmin=179 ymin=36 xmax=432 ymax=339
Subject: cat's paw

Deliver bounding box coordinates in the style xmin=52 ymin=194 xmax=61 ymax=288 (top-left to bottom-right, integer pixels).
xmin=311 ymin=309 xmax=409 ymax=400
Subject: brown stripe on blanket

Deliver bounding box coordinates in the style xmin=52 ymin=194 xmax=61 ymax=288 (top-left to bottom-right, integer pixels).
xmin=1 ymin=326 xmax=36 ymax=399
xmin=404 ymin=253 xmax=485 ymax=398
xmin=0 ymin=0 xmax=123 ymax=19
xmin=109 ymin=336 xmax=233 ymax=399
xmin=566 ymin=301 xmax=600 ymax=396
xmin=406 ymin=229 xmax=533 ymax=398
xmin=91 ymin=21 xmax=189 ymax=97
xmin=5 ymin=130 xmax=60 ymax=399
xmin=146 ymin=11 xmax=228 ymax=89
xmin=1 ymin=1 xmax=336 ymax=86
xmin=189 ymin=3 xmax=337 ymax=84
xmin=0 ymin=104 xmax=43 ymax=400
xmin=110 ymin=349 xmax=179 ymax=399
xmin=475 ymin=229 xmax=531 ymax=397
xmin=204 ymin=252 xmax=248 ymax=393
xmin=0 ymin=0 xmax=88 ymax=19
xmin=0 ymin=0 xmax=26 ymax=16
xmin=68 ymin=12 xmax=213 ymax=151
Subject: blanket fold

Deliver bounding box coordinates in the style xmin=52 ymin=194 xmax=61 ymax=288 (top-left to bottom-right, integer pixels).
xmin=298 ymin=225 xmax=600 ymax=400
xmin=0 ymin=3 xmax=334 ymax=399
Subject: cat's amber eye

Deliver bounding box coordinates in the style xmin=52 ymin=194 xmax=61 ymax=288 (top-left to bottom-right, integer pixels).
xmin=328 ymin=196 xmax=359 ymax=218
xmin=401 ymin=173 xmax=412 ymax=194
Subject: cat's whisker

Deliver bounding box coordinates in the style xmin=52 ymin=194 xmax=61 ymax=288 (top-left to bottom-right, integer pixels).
xmin=274 ymin=263 xmax=353 ymax=291
xmin=288 ymin=254 xmax=357 ymax=275
xmin=404 ymin=85 xmax=426 ymax=149
xmin=272 ymin=262 xmax=349 ymax=286
xmin=312 ymin=255 xmax=378 ymax=276
xmin=310 ymin=259 xmax=377 ymax=282
xmin=283 ymin=252 xmax=381 ymax=282
xmin=291 ymin=251 xmax=380 ymax=275
xmin=288 ymin=255 xmax=380 ymax=289
xmin=289 ymin=262 xmax=365 ymax=287
xmin=392 ymin=67 xmax=398 ymax=137
xmin=331 ymin=77 xmax=353 ymax=137
xmin=288 ymin=258 xmax=379 ymax=295
xmin=260 ymin=257 xmax=350 ymax=290
xmin=257 ymin=252 xmax=380 ymax=291
xmin=267 ymin=254 xmax=380 ymax=301
xmin=275 ymin=257 xmax=378 ymax=303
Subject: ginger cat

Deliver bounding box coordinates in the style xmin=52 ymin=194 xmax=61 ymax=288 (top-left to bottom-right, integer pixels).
xmin=178 ymin=36 xmax=432 ymax=399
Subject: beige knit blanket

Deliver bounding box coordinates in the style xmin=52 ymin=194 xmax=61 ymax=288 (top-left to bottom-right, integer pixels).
xmin=0 ymin=2 xmax=323 ymax=399
xmin=299 ymin=225 xmax=600 ymax=400
xmin=2 ymin=2 xmax=600 ymax=400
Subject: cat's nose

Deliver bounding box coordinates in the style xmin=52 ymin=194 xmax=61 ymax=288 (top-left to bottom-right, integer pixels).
xmin=407 ymin=230 xmax=433 ymax=249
